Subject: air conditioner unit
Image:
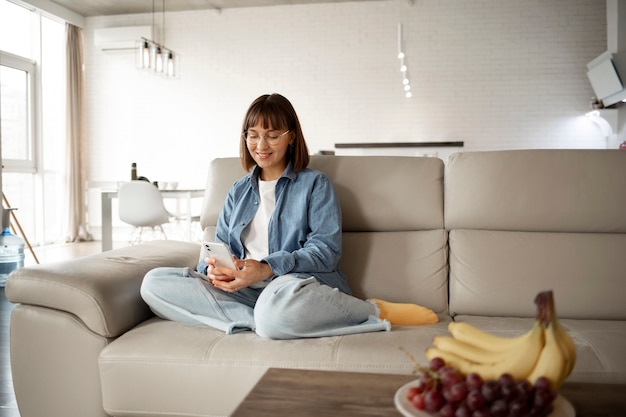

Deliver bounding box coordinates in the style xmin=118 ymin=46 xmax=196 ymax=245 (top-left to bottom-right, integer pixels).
xmin=94 ymin=26 xmax=153 ymax=51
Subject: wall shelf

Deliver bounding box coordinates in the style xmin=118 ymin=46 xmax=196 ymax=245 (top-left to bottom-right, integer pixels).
xmin=335 ymin=141 xmax=464 ymax=149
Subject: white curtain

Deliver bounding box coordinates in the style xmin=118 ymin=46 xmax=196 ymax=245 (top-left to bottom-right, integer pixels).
xmin=65 ymin=23 xmax=92 ymax=242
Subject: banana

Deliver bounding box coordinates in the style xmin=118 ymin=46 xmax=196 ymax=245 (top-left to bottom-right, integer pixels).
xmin=425 ymin=291 xmax=576 ymax=387
xmin=447 ymin=321 xmax=537 ymax=351
xmin=432 ymin=336 xmax=513 ymax=363
xmin=426 ymin=320 xmax=545 ymax=380
xmin=527 ymin=321 xmax=568 ymax=390
xmin=425 ymin=346 xmax=475 ymax=372
xmin=554 ymin=318 xmax=576 ymax=376
xmin=527 ymin=292 xmax=576 ymax=390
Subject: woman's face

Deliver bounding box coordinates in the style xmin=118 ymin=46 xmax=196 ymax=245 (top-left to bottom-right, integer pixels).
xmin=245 ymin=122 xmax=294 ymax=180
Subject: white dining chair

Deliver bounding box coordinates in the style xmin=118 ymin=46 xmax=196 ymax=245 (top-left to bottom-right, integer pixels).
xmin=118 ymin=180 xmax=172 ymax=244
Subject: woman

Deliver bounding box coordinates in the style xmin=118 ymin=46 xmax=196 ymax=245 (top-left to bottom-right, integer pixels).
xmin=140 ymin=93 xmax=437 ymax=339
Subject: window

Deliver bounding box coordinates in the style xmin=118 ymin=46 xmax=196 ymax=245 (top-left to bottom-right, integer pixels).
xmin=1 ymin=53 xmax=36 ymax=172
xmin=1 ymin=0 xmax=67 ymax=246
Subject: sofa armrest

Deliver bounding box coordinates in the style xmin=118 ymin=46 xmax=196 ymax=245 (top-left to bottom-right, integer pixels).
xmin=5 ymin=240 xmax=200 ymax=338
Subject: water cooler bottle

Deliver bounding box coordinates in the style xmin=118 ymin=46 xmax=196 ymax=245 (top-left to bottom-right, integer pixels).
xmin=0 ymin=208 xmax=25 ymax=287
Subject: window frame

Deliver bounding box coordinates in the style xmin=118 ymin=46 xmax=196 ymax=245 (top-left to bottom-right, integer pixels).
xmin=1 ymin=50 xmax=38 ymax=173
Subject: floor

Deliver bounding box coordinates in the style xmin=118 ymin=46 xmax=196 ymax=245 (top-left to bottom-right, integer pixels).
xmin=0 ymin=241 xmax=114 ymax=417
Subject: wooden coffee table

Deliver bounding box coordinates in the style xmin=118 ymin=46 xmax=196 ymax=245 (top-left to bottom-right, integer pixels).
xmin=231 ymin=368 xmax=626 ymax=417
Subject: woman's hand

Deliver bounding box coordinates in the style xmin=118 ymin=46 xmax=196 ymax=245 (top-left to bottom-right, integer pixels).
xmin=206 ymin=257 xmax=273 ymax=293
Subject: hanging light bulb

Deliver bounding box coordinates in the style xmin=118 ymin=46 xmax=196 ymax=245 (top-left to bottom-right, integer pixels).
xmin=166 ymin=51 xmax=176 ymax=77
xmin=136 ymin=38 xmax=151 ymax=69
xmin=400 ymin=57 xmax=407 ymax=72
xmin=135 ymin=0 xmax=179 ymax=78
xmin=155 ymin=46 xmax=163 ymax=73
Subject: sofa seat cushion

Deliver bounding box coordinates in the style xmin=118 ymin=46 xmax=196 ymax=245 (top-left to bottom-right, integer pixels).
xmin=453 ymin=315 xmax=626 ymax=385
xmin=98 ymin=318 xmax=450 ymax=417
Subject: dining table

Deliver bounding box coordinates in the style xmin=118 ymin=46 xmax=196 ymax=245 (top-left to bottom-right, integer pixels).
xmin=100 ymin=188 xmax=204 ymax=251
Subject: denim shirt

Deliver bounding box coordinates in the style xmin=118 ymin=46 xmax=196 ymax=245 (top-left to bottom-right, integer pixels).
xmin=197 ymin=163 xmax=352 ymax=295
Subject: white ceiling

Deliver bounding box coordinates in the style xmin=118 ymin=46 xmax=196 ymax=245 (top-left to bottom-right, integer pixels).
xmin=48 ymin=0 xmax=389 ymax=17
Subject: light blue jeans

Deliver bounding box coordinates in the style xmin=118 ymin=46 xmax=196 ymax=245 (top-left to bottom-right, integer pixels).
xmin=140 ymin=267 xmax=390 ymax=339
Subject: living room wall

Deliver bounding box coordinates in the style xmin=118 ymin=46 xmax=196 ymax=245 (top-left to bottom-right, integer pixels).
xmin=83 ymin=0 xmax=608 ymax=191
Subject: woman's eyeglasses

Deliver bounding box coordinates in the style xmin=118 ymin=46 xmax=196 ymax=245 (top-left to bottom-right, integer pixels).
xmin=243 ymin=130 xmax=290 ymax=145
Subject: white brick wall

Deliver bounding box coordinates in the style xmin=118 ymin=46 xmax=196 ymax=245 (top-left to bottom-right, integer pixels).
xmin=83 ymin=0 xmax=608 ymax=191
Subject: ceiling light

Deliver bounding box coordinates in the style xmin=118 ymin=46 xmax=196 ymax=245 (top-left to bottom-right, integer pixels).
xmin=136 ymin=0 xmax=178 ymax=77
xmin=397 ymin=23 xmax=412 ymax=98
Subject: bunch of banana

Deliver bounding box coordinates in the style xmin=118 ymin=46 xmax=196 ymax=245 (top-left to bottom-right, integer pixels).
xmin=526 ymin=291 xmax=576 ymax=390
xmin=425 ymin=290 xmax=576 ymax=390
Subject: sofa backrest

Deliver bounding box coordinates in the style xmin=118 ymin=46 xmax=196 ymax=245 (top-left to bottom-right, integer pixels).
xmin=201 ymin=155 xmax=449 ymax=313
xmin=445 ymin=150 xmax=626 ymax=320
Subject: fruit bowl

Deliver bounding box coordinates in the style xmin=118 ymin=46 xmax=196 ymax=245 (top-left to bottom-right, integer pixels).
xmin=398 ymin=291 xmax=578 ymax=417
xmin=394 ymin=379 xmax=575 ymax=417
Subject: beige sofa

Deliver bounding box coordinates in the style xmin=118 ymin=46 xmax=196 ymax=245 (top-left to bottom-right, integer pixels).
xmin=6 ymin=150 xmax=626 ymax=417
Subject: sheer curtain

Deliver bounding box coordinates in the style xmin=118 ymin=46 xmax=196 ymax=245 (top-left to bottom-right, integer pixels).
xmin=65 ymin=23 xmax=92 ymax=242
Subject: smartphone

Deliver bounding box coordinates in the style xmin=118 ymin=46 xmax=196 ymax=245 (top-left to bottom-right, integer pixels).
xmin=201 ymin=241 xmax=237 ymax=270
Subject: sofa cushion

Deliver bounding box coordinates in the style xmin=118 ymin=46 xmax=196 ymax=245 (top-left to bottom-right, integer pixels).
xmin=6 ymin=240 xmax=200 ymax=337
xmin=449 ymin=229 xmax=626 ymax=319
xmin=445 ymin=150 xmax=626 ymax=233
xmin=201 ymin=155 xmax=445 ymax=232
xmin=99 ymin=318 xmax=450 ymax=417
xmin=342 ymin=230 xmax=448 ymax=313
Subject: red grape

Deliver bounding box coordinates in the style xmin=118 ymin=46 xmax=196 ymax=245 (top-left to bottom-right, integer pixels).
xmin=406 ymin=386 xmax=420 ymax=399
xmin=516 ymin=379 xmax=534 ymax=402
xmin=454 ymin=404 xmax=472 ymax=417
xmin=508 ymin=398 xmax=529 ymax=417
xmin=411 ymin=391 xmax=425 ymax=410
xmin=418 ymin=372 xmax=434 ymax=392
xmin=466 ymin=389 xmax=486 ymax=411
xmin=501 ymin=383 xmax=517 ymax=401
xmin=446 ymin=382 xmax=468 ymax=403
xmin=481 ymin=379 xmax=502 ymax=402
xmin=498 ymin=373 xmax=515 ymax=387
xmin=429 ymin=356 xmax=445 ymax=371
xmin=441 ymin=368 xmax=464 ymax=388
xmin=534 ymin=376 xmax=552 ymax=392
xmin=405 ymin=358 xmax=556 ymax=417
xmin=533 ymin=387 xmax=554 ymax=409
xmin=490 ymin=398 xmax=508 ymax=417
xmin=472 ymin=409 xmax=493 ymax=417
xmin=424 ymin=389 xmax=444 ymax=412
xmin=439 ymin=402 xmax=457 ymax=417
xmin=466 ymin=372 xmax=484 ymax=391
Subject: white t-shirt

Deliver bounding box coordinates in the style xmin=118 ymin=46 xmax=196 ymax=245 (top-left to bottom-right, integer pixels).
xmin=241 ymin=178 xmax=277 ymax=287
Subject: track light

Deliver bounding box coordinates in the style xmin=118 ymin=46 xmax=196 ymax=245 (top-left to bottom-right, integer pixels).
xmin=398 ymin=23 xmax=412 ymax=98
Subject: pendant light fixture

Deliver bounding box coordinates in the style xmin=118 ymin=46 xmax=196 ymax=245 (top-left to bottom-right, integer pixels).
xmin=136 ymin=0 xmax=178 ymax=77
xmin=398 ymin=23 xmax=411 ymax=98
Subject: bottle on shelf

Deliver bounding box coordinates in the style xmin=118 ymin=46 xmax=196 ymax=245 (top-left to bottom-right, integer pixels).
xmin=131 ymin=162 xmax=138 ymax=180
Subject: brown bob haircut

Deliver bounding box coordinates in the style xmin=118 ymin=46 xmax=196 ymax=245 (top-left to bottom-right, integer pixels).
xmin=240 ymin=94 xmax=310 ymax=172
